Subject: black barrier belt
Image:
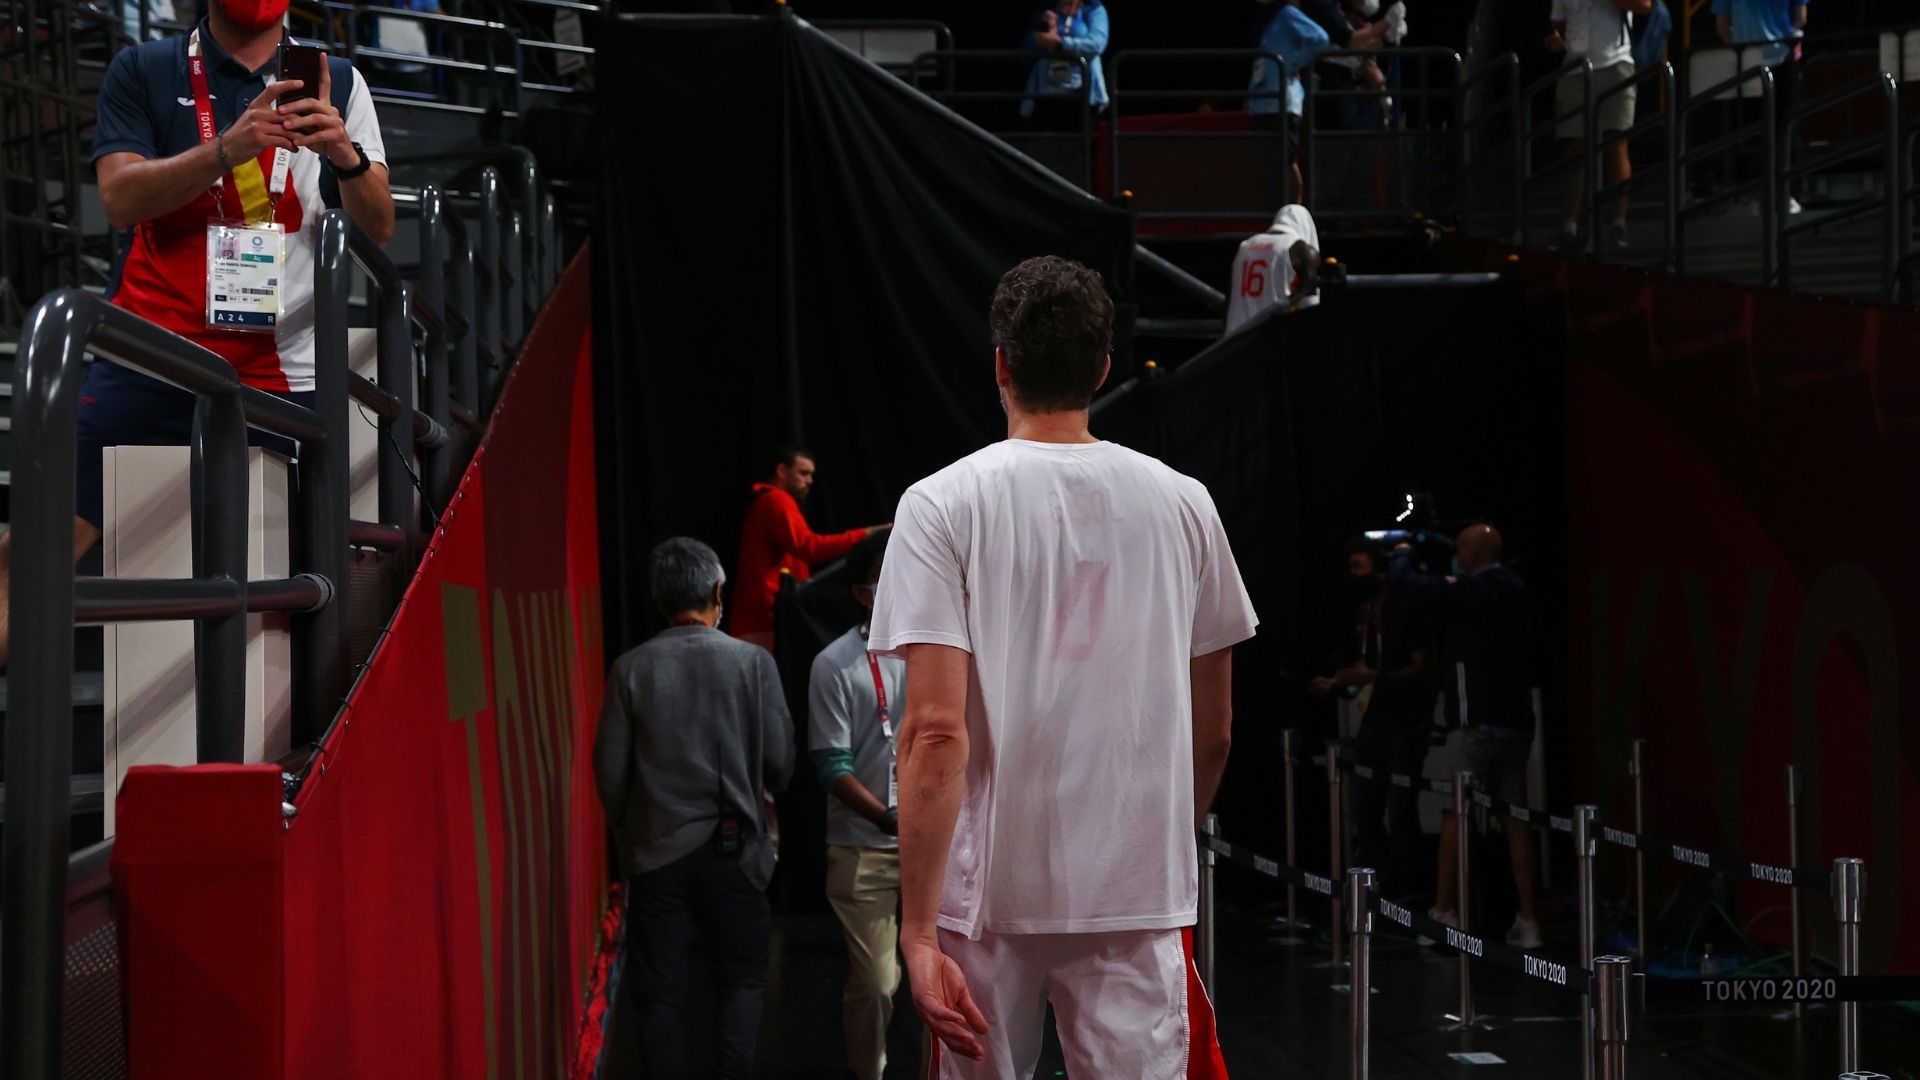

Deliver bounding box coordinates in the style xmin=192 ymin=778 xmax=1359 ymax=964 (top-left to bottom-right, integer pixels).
xmin=1641 ymin=974 xmax=1920 ymax=1007
xmin=1594 ymin=825 xmax=1834 ymax=894
xmin=1341 ymin=756 xmax=1828 ymax=888
xmin=1201 ymin=833 xmax=1341 ymax=900
xmin=1198 ymin=832 xmax=1592 ymax=995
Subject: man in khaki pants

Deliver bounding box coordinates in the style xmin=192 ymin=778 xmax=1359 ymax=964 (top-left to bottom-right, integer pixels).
xmin=807 ymin=533 xmax=904 ymax=1079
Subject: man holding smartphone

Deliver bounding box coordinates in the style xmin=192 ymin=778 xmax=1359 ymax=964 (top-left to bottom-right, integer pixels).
xmin=0 ymin=0 xmax=392 ymax=659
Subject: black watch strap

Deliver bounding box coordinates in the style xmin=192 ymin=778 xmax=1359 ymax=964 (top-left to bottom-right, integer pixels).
xmin=332 ymin=141 xmax=373 ymax=180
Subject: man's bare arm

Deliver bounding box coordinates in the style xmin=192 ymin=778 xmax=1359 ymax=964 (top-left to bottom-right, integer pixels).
xmin=1192 ymin=646 xmax=1234 ymax=824
xmin=897 ymin=642 xmax=987 ymax=1058
xmin=97 ymin=81 xmax=300 ymax=230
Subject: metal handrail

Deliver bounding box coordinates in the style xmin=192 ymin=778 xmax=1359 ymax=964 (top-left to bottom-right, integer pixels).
xmin=3 ymin=277 xmax=349 ymax=1077
xmin=1589 ymin=60 xmax=1680 ymax=267
xmin=1305 ymin=47 xmax=1463 ymax=223
xmin=1675 ymin=65 xmax=1779 ymax=283
xmin=1777 ymin=71 xmax=1899 ymax=297
xmin=1457 ymin=51 xmax=1524 ymax=242
xmin=911 ymin=50 xmax=1094 ymax=190
xmin=1107 ymin=49 xmax=1288 ymax=221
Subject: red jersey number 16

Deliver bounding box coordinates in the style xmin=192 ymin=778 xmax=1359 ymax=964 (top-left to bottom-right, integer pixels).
xmin=1240 ymin=258 xmax=1268 ymax=298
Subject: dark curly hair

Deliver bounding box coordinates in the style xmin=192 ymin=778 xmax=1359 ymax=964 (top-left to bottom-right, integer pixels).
xmin=989 ymin=255 xmax=1115 ymax=412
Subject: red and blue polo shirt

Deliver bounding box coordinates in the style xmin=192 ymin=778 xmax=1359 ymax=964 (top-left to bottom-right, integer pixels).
xmin=91 ymin=22 xmax=388 ymax=393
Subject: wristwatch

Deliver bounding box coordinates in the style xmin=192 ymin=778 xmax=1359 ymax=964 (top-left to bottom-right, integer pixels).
xmin=330 ymin=141 xmax=373 ymax=180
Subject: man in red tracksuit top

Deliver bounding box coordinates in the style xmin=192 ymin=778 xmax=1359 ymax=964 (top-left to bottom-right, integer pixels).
xmin=731 ymin=444 xmax=886 ymax=652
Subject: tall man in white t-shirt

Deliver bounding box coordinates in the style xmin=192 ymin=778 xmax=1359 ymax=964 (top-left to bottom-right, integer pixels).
xmin=869 ymin=256 xmax=1258 ymax=1077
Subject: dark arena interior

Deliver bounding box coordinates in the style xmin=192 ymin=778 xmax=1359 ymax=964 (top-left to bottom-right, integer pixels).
xmin=1 ymin=0 xmax=1918 ymax=1076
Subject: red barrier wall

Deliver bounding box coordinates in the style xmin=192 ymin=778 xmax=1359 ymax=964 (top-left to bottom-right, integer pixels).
xmin=115 ymin=249 xmax=607 ymax=1077
xmin=1449 ymin=243 xmax=1919 ymax=972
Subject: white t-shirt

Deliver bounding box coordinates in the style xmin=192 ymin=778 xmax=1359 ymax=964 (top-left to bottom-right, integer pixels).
xmin=868 ymin=439 xmax=1258 ymax=938
xmin=1551 ymin=0 xmax=1633 ymax=68
xmin=1226 ymin=204 xmax=1321 ymax=334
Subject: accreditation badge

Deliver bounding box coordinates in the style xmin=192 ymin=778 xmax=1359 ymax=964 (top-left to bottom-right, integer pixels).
xmin=206 ymin=221 xmax=285 ymax=332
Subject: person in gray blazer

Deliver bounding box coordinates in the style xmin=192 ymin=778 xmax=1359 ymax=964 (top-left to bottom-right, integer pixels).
xmin=594 ymin=537 xmax=796 ymax=1078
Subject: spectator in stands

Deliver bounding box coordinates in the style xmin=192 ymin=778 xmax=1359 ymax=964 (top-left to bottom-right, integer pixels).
xmin=808 ymin=532 xmax=905 ymax=1080
xmin=1251 ymin=0 xmax=1332 ymax=202
xmin=1300 ymin=0 xmax=1406 ymax=132
xmin=1545 ymin=0 xmax=1651 ymax=249
xmin=1389 ymin=524 xmax=1542 ymax=950
xmin=1225 ymin=203 xmax=1321 ymax=334
xmin=1713 ymin=0 xmax=1807 ymax=215
xmin=1019 ymin=0 xmax=1110 ymax=123
xmin=0 ymin=0 xmax=393 ymax=663
xmin=731 ymin=444 xmax=887 ymax=654
xmin=1310 ymin=539 xmax=1436 ymax=898
xmin=593 ymin=537 xmax=796 ymax=1079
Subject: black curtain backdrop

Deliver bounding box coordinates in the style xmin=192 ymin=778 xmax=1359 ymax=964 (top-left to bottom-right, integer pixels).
xmin=592 ymin=12 xmax=1134 ymax=655
xmin=1092 ymin=276 xmax=1564 ymax=864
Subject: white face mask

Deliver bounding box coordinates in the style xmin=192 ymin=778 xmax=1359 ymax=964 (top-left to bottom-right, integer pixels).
xmin=1360 ymin=0 xmax=1381 ymax=15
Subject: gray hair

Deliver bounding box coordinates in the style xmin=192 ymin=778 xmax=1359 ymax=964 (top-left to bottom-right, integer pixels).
xmin=649 ymin=537 xmax=726 ymax=617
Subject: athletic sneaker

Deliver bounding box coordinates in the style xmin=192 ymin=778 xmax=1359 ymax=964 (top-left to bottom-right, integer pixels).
xmin=1418 ymin=907 xmax=1458 ymax=947
xmin=1606 ymin=221 xmax=1629 ymax=250
xmin=1507 ymin=915 xmax=1544 ymax=950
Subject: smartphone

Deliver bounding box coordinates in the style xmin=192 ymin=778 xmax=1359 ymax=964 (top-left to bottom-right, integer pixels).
xmin=277 ymin=43 xmax=325 ymax=106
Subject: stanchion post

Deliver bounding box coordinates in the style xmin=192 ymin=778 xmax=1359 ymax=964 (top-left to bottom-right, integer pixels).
xmin=1347 ymin=867 xmax=1376 ymax=1080
xmin=1443 ymin=769 xmax=1475 ymax=1029
xmin=1594 ymin=955 xmax=1632 ymax=1080
xmin=1199 ymin=813 xmax=1219 ymax=993
xmin=1282 ymin=729 xmax=1303 ymax=937
xmin=1630 ymin=738 xmax=1647 ymax=962
xmin=1328 ymin=741 xmax=1346 ymax=969
xmin=1834 ymin=857 xmax=1865 ymax=1072
xmin=1786 ymin=764 xmax=1805 ymax=991
xmin=1577 ymin=804 xmax=1599 ymax=1080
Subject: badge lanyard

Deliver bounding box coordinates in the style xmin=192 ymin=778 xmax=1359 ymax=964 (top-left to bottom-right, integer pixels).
xmin=867 ymin=652 xmax=898 ymax=809
xmin=188 ymin=27 xmax=291 ymax=225
xmin=191 ymin=27 xmax=292 ymax=332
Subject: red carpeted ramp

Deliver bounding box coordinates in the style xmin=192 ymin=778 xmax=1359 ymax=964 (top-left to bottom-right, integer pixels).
xmin=113 ymin=249 xmax=609 ymax=1078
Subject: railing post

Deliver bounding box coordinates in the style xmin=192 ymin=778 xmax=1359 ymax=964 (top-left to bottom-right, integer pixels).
xmin=1629 ymin=738 xmax=1647 ymax=961
xmin=1577 ymin=804 xmax=1599 ymax=1080
xmin=542 ymin=191 xmax=559 ymax=292
xmin=1761 ymin=68 xmax=1779 ymax=287
xmin=453 ymin=231 xmax=481 ymax=418
xmin=1279 ymin=728 xmax=1304 ymax=941
xmin=1347 ymin=866 xmax=1376 ymax=1080
xmin=505 ymin=209 xmax=526 ymax=348
xmin=518 ymin=151 xmax=543 ymax=301
xmin=3 ymin=289 xmax=98 ymax=1080
xmin=478 ymin=166 xmax=504 ymax=379
xmin=1508 ymin=58 xmax=1524 ymax=245
xmin=1327 ymin=740 xmax=1346 ymax=969
xmin=1583 ymin=63 xmax=1599 ymax=254
xmin=1198 ymin=813 xmax=1219 ymax=992
xmin=418 ymin=186 xmax=453 ymax=512
xmin=375 ymin=278 xmax=416 ymax=548
xmin=190 ymin=387 xmax=250 ymax=762
xmin=1661 ymin=62 xmax=1679 ymax=272
xmin=1881 ymin=73 xmax=1899 ymax=301
xmin=1594 ymin=955 xmax=1632 ymax=1080
xmin=297 ymin=212 xmax=355 ymax=746
xmin=1834 ymin=857 xmax=1865 ymax=1072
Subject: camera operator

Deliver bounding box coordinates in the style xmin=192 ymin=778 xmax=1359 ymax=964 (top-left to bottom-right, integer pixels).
xmin=1312 ymin=538 xmax=1436 ymax=898
xmin=1388 ymin=523 xmax=1542 ymax=950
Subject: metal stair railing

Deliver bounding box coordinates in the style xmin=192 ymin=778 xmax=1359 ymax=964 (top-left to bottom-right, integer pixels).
xmin=4 ymin=147 xmax=561 ymax=1073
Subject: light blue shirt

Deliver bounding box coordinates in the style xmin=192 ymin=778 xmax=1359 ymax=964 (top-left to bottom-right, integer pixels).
xmin=1021 ymin=2 xmax=1110 ymax=115
xmin=1710 ymin=0 xmax=1807 ymax=56
xmin=1251 ymin=5 xmax=1331 ymax=118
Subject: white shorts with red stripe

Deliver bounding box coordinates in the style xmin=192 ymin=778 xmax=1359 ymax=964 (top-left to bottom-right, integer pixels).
xmin=927 ymin=926 xmax=1229 ymax=1079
